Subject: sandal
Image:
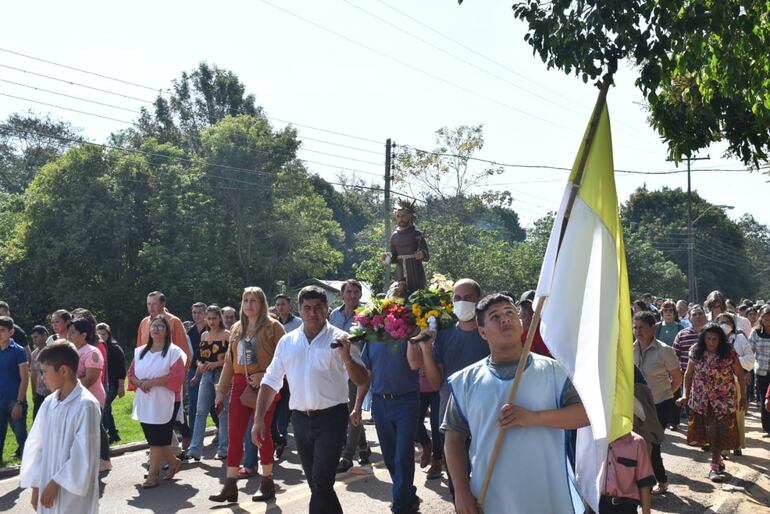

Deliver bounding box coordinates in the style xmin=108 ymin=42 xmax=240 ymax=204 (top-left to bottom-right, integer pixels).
xmin=238 ymin=467 xmax=257 ymax=479
xmin=651 ymin=483 xmax=668 ymax=495
xmin=142 ymin=477 xmax=159 ymax=489
xmin=165 ymin=459 xmax=182 ymax=480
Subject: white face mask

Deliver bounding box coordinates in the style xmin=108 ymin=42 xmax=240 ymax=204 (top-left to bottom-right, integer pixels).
xmin=453 ymin=301 xmax=477 ymax=322
xmin=720 ymin=323 xmax=733 ymax=336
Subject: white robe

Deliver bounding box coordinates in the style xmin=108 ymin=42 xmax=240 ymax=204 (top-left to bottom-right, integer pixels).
xmin=19 ymin=382 xmax=100 ymax=514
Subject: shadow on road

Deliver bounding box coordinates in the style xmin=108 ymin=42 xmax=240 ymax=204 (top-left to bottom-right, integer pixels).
xmin=0 ymin=485 xmax=22 ymax=512
xmin=126 ymin=482 xmax=199 ymax=512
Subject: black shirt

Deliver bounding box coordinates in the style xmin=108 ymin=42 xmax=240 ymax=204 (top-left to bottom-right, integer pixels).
xmin=187 ymin=324 xmax=205 ymax=365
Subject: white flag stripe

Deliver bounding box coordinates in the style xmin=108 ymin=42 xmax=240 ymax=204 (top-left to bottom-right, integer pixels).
xmin=536 ymin=196 xmax=622 ymax=511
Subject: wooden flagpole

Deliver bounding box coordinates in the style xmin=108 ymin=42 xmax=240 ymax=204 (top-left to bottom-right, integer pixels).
xmin=476 ymin=78 xmax=612 ymax=508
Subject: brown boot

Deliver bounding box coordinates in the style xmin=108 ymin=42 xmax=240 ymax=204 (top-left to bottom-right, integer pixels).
xmin=209 ymin=477 xmax=238 ymax=503
xmin=426 ymin=457 xmax=443 ymax=480
xmin=420 ymin=440 xmax=432 ymax=468
xmin=252 ymin=475 xmax=276 ymax=502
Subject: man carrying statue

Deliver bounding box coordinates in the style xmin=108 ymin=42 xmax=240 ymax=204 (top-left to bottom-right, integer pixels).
xmin=381 ymin=199 xmax=429 ymax=295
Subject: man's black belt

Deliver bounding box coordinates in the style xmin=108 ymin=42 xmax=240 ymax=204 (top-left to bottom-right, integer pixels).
xmin=293 ymin=403 xmax=346 ymax=417
xmin=600 ymin=495 xmax=639 ymax=506
xmin=373 ymin=392 xmax=417 ymax=400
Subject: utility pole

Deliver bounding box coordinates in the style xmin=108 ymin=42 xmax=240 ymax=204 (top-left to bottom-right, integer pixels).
xmin=684 ymin=154 xmax=709 ymax=303
xmin=383 ymin=139 xmax=393 ymax=292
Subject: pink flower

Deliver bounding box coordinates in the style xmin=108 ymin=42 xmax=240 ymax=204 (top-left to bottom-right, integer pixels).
xmin=371 ymin=315 xmax=385 ymax=328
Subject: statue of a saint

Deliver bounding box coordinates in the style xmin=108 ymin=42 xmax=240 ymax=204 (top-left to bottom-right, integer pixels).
xmin=381 ymin=199 xmax=429 ymax=295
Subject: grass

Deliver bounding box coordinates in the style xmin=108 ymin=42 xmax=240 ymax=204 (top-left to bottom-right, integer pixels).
xmin=2 ymin=388 xmax=214 ymax=467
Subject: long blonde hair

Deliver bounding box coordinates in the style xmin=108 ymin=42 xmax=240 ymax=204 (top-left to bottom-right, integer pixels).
xmin=231 ymin=286 xmax=270 ymax=341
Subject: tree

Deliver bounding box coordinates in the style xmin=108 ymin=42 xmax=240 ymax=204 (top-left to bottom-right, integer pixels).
xmin=128 ymin=62 xmax=261 ymax=153
xmin=0 ymin=111 xmax=81 ymax=194
xmin=737 ymin=214 xmax=770 ymax=298
xmin=621 ymin=187 xmax=754 ymax=300
xmin=477 ymin=1 xmax=770 ymax=166
xmin=394 ymin=125 xmax=525 ymax=243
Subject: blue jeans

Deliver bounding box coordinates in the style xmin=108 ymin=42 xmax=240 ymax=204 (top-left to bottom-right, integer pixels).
xmin=0 ymin=398 xmax=27 ymax=461
xmin=187 ymin=368 xmax=228 ymax=458
xmin=242 ymin=415 xmax=259 ymax=469
xmin=372 ymin=392 xmax=420 ymax=513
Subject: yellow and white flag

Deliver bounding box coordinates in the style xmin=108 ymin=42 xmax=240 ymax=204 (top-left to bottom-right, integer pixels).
xmin=534 ymin=98 xmax=634 ymax=511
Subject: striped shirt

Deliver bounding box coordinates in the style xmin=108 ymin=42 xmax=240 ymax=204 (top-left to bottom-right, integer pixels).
xmin=749 ymin=328 xmax=770 ymax=376
xmin=673 ymin=328 xmax=699 ymax=372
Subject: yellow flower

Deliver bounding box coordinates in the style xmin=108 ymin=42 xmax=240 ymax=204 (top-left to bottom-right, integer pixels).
xmin=446 ymin=303 xmax=453 ymax=313
xmin=427 ymin=310 xmax=440 ymax=319
xmin=412 ymin=304 xmax=422 ymax=316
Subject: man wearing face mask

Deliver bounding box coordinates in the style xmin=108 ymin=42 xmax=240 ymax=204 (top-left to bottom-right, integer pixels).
xmin=417 ymin=279 xmax=489 ymax=494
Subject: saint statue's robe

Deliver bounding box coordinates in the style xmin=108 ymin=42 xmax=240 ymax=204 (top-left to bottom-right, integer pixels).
xmin=389 ymin=224 xmax=429 ymax=294
xmin=20 ymin=382 xmax=100 ymax=514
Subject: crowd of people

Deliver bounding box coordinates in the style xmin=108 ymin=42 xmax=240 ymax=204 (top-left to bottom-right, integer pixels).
xmin=1 ymin=284 xmax=770 ymax=514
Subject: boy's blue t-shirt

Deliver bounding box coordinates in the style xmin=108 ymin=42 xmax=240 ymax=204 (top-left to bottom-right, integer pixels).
xmin=362 ymin=340 xmax=419 ymax=396
xmin=0 ymin=341 xmax=27 ymax=402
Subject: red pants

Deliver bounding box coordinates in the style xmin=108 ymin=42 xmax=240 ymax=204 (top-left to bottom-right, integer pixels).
xmin=227 ymin=374 xmax=277 ymax=468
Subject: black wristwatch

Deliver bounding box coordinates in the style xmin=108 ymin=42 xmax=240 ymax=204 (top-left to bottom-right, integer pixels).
xmin=16 ymin=400 xmax=27 ymax=406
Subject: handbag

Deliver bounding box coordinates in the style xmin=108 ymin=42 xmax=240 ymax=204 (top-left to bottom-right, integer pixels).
xmin=239 ymin=338 xmax=259 ymax=408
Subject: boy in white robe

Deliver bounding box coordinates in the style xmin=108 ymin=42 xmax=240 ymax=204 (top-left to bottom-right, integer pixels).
xmin=20 ymin=341 xmax=100 ymax=514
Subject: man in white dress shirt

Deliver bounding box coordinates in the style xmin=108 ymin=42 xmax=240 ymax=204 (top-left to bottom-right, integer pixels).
xmin=254 ymin=286 xmax=370 ymax=514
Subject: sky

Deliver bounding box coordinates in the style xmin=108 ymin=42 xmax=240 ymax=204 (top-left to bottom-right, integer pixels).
xmin=1 ymin=0 xmax=767 ymax=231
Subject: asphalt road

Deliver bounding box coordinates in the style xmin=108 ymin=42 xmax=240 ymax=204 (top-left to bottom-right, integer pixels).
xmin=1 ymin=407 xmax=768 ymax=513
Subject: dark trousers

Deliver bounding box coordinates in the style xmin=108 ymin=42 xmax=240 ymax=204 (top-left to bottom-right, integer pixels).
xmin=99 ymin=408 xmax=110 ymax=460
xmin=651 ymin=399 xmax=673 ymax=483
xmin=757 ymin=374 xmax=770 ymax=434
xmin=598 ymin=496 xmax=639 ymax=513
xmin=104 ymin=382 xmax=119 ymax=439
xmin=342 ymin=380 xmax=367 ymax=461
xmin=32 ymin=393 xmax=47 ymax=420
xmin=272 ymin=381 xmax=291 ymax=446
xmin=292 ymin=403 xmax=348 ymax=514
xmin=0 ymin=399 xmax=27 ymax=460
xmin=415 ymin=391 xmax=442 ymax=459
xmin=372 ymin=392 xmax=420 ymax=513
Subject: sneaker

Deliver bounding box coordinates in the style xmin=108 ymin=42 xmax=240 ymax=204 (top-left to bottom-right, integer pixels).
xmin=733 ymin=449 xmax=742 ymax=456
xmin=708 ymin=468 xmax=724 ymax=482
xmin=336 ymin=458 xmax=353 ymax=474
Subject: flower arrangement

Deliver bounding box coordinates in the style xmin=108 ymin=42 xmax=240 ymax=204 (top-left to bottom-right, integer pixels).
xmin=349 ymin=297 xmax=417 ymax=343
xmin=347 ymin=273 xmax=456 ymax=344
xmin=408 ymin=273 xmax=456 ymax=330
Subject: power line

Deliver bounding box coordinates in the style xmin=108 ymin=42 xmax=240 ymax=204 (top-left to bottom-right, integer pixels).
xmin=2 ymin=62 xmax=385 ymax=146
xmin=397 ymin=143 xmax=765 ymax=175
xmin=0 ymin=64 xmax=156 ymax=104
xmin=300 ymin=147 xmax=383 ymax=167
xmin=0 ymin=48 xmax=160 ymax=92
xmin=5 ymin=126 xmax=420 ymax=201
xmin=372 ymin=0 xmax=659 ymax=141
xmin=256 ymin=0 xmax=581 ymax=135
xmin=0 ymin=78 xmax=142 ymax=113
xmin=0 ymin=92 xmax=134 ymax=124
xmin=299 ymin=135 xmax=383 ymax=155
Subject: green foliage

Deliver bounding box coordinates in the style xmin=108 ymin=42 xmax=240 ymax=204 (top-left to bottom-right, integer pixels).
xmin=489 ymin=1 xmax=770 ymax=165
xmin=130 ymin=62 xmax=262 ymax=153
xmin=0 ymin=112 xmax=81 ymax=194
xmin=621 ymin=186 xmax=754 ymax=300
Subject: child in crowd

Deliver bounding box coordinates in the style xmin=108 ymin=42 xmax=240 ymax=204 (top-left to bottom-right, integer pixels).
xmin=600 ymin=431 xmax=654 ymax=514
xmin=20 ymin=342 xmax=100 ymax=513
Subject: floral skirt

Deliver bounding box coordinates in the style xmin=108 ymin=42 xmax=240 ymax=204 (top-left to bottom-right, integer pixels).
xmin=686 ymin=410 xmax=739 ymax=450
